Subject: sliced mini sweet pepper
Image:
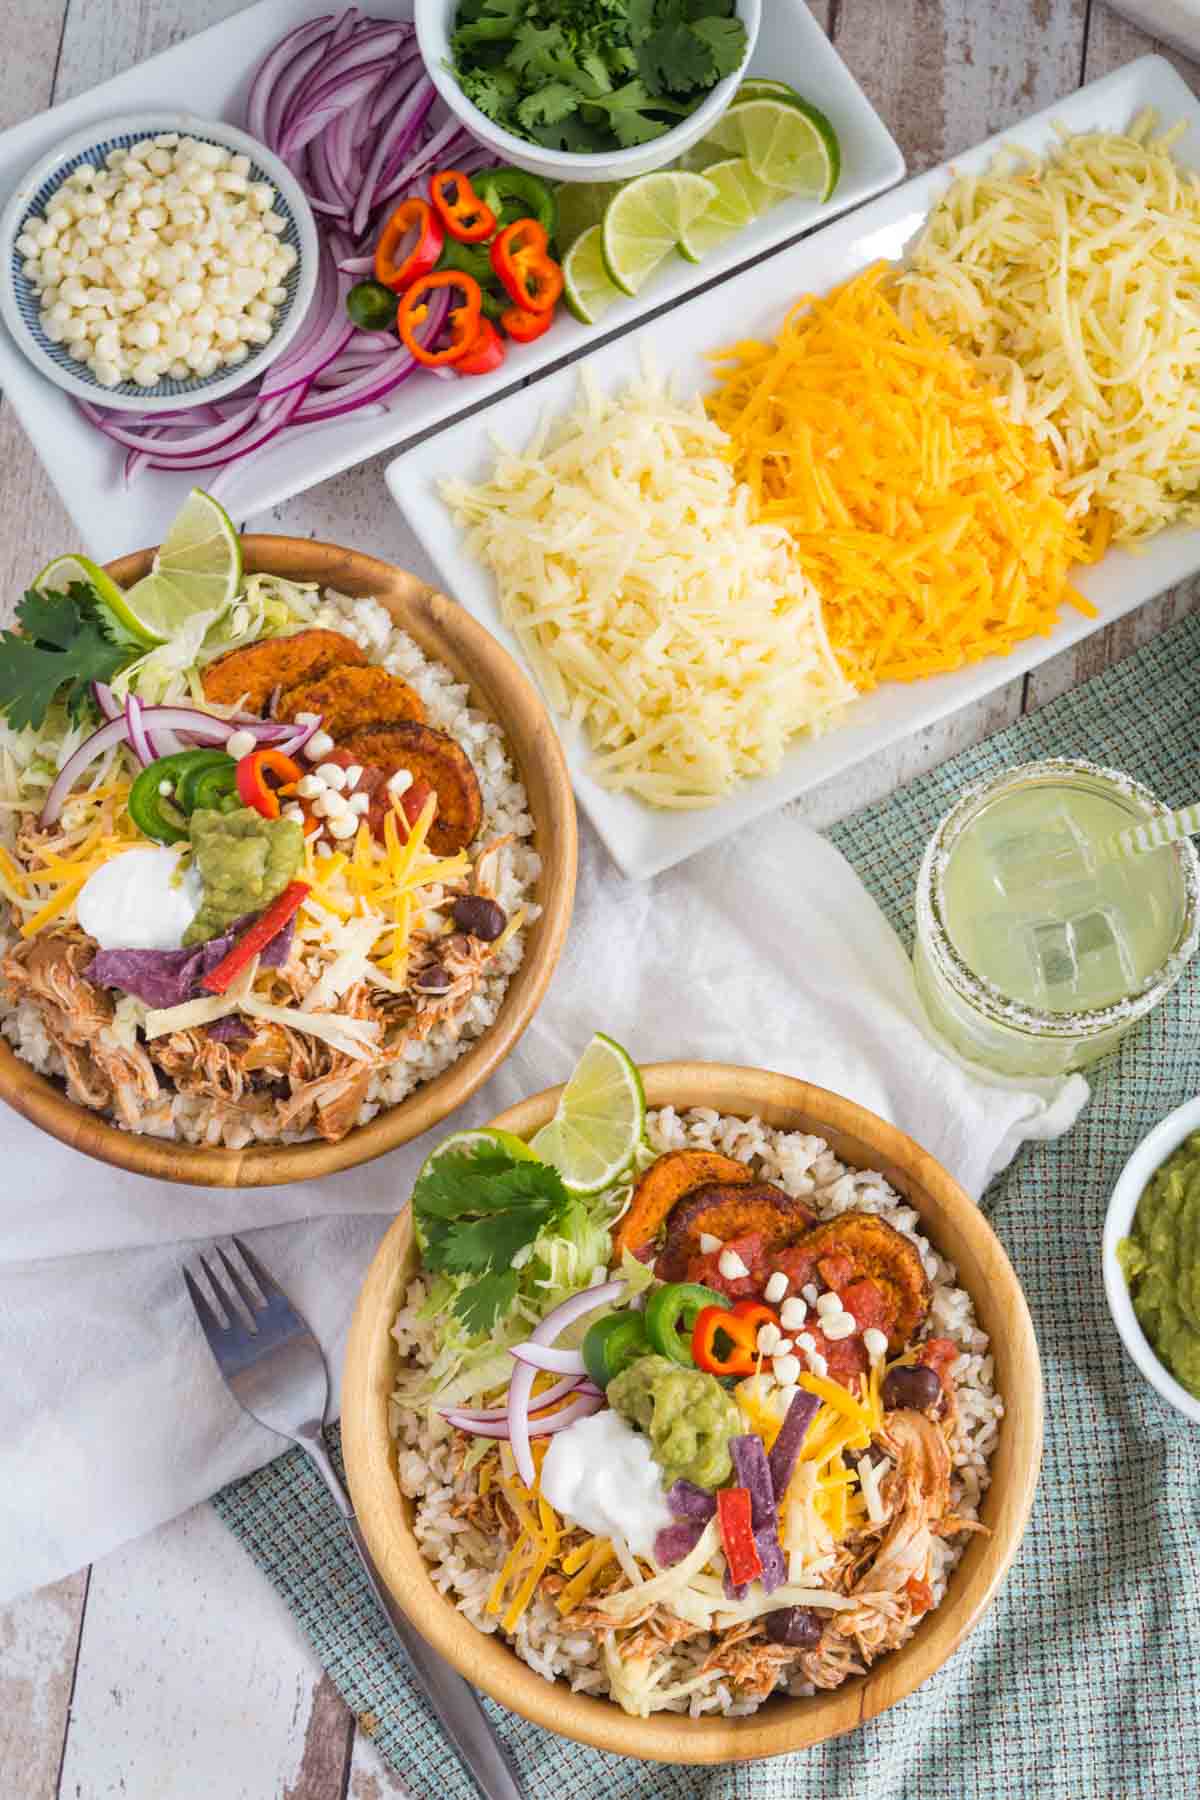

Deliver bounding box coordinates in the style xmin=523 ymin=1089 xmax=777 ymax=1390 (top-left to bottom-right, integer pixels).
xmin=500 ymin=302 xmax=555 ymax=344
xmin=691 ymin=1297 xmax=779 ymax=1378
xmin=455 ymin=316 xmax=506 ymax=376
xmin=397 ymin=272 xmax=483 ymax=366
xmin=374 ymin=196 xmax=444 ymax=292
xmin=716 ymin=1486 xmax=764 ymax=1588
xmin=235 ymin=748 xmax=303 ymax=821
xmin=489 ymin=218 xmax=563 ymax=314
xmin=430 ymin=170 xmax=497 ymax=243
xmin=199 ymin=881 xmax=311 ymax=995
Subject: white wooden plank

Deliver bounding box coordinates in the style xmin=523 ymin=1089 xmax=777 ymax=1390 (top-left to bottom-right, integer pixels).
xmin=57 ymin=1503 xmax=352 ymax=1800
xmin=0 ymin=1570 xmax=87 ymax=1800
xmin=834 ymin=0 xmax=1088 ymax=173
xmin=1086 ymin=0 xmax=1200 ymax=85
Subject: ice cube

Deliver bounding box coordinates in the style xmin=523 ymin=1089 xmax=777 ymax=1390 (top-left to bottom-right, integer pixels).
xmin=1072 ymin=907 xmax=1136 ymax=987
xmin=1029 ymin=920 xmax=1078 ymax=993
xmin=985 ymin=806 xmax=1094 ymax=902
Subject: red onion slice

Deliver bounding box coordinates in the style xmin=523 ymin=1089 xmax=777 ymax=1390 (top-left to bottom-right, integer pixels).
xmin=510 ymin=1344 xmax=588 ymax=1376
xmin=441 ymin=1375 xmax=582 ymax=1423
xmin=124 ymin=693 xmax=154 ymax=767
xmin=92 ymin=681 xmax=121 ymax=722
xmin=445 ymin=1392 xmax=604 ymax=1442
xmin=247 ymin=14 xmax=335 ymax=145
xmin=507 ymin=1280 xmax=625 ymax=1487
xmin=41 ymin=717 xmax=134 ymax=827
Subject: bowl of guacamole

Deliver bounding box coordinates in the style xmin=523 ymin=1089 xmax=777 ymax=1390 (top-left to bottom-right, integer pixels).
xmin=1105 ymin=1096 xmax=1200 ymax=1425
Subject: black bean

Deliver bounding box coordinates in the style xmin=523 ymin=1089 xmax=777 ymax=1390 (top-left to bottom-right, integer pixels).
xmin=764 ymin=1607 xmax=823 ymax=1649
xmin=881 ymin=1364 xmax=942 ymax=1413
xmin=412 ymin=964 xmax=451 ymax=995
xmin=452 ymin=895 xmax=508 ymax=941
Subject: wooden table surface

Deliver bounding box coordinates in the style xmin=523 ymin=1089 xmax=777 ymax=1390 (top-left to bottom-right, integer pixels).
xmin=3 ymin=1 xmax=1199 ymax=1796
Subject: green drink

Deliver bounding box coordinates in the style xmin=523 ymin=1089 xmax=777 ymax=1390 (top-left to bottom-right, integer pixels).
xmin=914 ymin=760 xmax=1200 ymax=1077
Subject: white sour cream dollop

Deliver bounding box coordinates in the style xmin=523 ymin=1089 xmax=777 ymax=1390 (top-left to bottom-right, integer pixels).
xmin=540 ymin=1409 xmax=673 ymax=1558
xmin=77 ymin=846 xmax=203 ymax=953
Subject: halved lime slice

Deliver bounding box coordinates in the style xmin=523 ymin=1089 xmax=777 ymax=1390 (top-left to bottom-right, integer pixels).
xmin=32 ymin=552 xmax=160 ymax=647
xmin=556 ymin=179 xmax=624 ymax=252
xmin=701 ymin=98 xmax=839 ymax=202
xmin=563 ymin=225 xmax=624 ymax=324
xmin=601 ymin=171 xmax=717 ymax=298
xmin=735 ymin=78 xmax=796 ymax=104
xmin=529 ymin=1033 xmax=646 ymax=1196
xmin=119 ymin=489 xmax=243 ymax=644
xmin=678 ymin=156 xmax=776 ymax=262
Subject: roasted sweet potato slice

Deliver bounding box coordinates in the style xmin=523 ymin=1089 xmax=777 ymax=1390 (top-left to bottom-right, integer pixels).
xmin=795 ymin=1213 xmax=931 ymax=1352
xmin=336 ymin=721 xmax=482 ymax=856
xmin=657 ymin=1182 xmax=818 ymax=1283
xmin=278 ymin=664 xmax=425 ymax=736
xmin=201 ymin=629 xmax=366 ymax=713
xmin=612 ymin=1149 xmax=754 ymax=1261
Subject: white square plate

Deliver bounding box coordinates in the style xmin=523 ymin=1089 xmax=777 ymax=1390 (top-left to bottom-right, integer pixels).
xmin=0 ymin=0 xmax=903 ymax=560
xmin=387 ymin=54 xmax=1200 ymax=882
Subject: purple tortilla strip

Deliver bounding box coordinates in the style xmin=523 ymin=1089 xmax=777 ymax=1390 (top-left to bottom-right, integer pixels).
xmin=767 ymin=1390 xmax=821 ymax=1501
xmin=654 ymin=1519 xmax=707 ymax=1567
xmin=666 ymin=1479 xmax=717 ymax=1522
xmin=88 ymin=912 xmax=295 ymax=1008
xmin=206 ymin=1015 xmax=253 ymax=1044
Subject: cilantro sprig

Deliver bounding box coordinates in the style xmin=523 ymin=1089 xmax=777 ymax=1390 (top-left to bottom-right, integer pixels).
xmin=450 ymin=0 xmax=746 ymax=154
xmin=413 ymin=1141 xmax=571 ymax=1332
xmin=0 ymin=582 xmax=140 ymax=732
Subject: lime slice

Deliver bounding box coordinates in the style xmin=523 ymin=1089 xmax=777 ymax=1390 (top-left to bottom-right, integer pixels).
xmin=119 ymin=488 xmax=243 ymax=644
xmin=417 ymin=1127 xmax=538 ymax=1185
xmin=556 ymin=180 xmax=624 ymax=252
xmin=601 ymin=171 xmax=717 ymax=298
xmin=735 ymin=78 xmax=796 ymax=104
xmin=529 ymin=1033 xmax=646 ymax=1196
xmin=700 ymin=98 xmax=839 ymax=202
xmin=32 ymin=552 xmax=161 ymax=647
xmin=675 ymin=138 xmax=728 ymax=174
xmin=563 ymin=225 xmax=624 ymax=324
xmin=678 ymin=156 xmax=776 ymax=262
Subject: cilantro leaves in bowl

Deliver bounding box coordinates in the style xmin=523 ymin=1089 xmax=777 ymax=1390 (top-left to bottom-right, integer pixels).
xmin=449 ymin=0 xmax=750 ymax=155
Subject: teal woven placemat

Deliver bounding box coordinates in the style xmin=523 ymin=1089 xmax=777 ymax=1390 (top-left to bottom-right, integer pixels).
xmin=214 ymin=614 xmax=1200 ymax=1799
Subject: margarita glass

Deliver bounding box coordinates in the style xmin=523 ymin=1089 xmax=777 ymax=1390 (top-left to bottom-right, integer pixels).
xmin=913 ymin=759 xmax=1200 ymax=1078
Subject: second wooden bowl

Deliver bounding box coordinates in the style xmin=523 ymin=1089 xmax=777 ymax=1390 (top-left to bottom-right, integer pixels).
xmin=0 ymin=535 xmax=576 ymax=1186
xmin=342 ymin=1063 xmax=1043 ymax=1762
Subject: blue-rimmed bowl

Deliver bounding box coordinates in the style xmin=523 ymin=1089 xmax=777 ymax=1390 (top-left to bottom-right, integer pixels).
xmin=0 ymin=111 xmax=319 ymax=414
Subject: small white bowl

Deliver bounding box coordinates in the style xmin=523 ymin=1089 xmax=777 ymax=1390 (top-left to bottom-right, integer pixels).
xmin=0 ymin=111 xmax=319 ymax=414
xmin=414 ymin=0 xmax=761 ymax=184
xmin=1103 ymin=1093 xmax=1200 ymax=1425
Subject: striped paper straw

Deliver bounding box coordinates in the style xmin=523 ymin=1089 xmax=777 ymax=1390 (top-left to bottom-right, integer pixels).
xmin=1111 ymin=802 xmax=1200 ymax=859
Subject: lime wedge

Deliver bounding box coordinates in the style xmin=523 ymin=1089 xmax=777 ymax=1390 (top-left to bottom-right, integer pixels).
xmin=678 ymin=156 xmax=776 ymax=262
xmin=700 ymin=97 xmax=839 ymax=202
xmin=529 ymin=1033 xmax=646 ymax=1196
xmin=32 ymin=552 xmax=161 ymax=647
xmin=556 ymin=180 xmax=624 ymax=252
xmin=601 ymin=170 xmax=717 ymax=298
xmin=119 ymin=488 xmax=243 ymax=644
xmin=563 ymin=225 xmax=624 ymax=324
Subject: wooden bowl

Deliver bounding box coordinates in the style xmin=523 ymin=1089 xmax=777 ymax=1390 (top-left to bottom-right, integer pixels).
xmin=0 ymin=536 xmax=576 ymax=1186
xmin=342 ymin=1063 xmax=1043 ymax=1762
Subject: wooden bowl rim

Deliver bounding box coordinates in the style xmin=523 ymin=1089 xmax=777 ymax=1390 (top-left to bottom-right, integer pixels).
xmin=0 ymin=535 xmax=576 ymax=1187
xmin=342 ymin=1062 xmax=1043 ymax=1763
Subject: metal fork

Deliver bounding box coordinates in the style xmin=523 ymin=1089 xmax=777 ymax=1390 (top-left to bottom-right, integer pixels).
xmin=185 ymin=1237 xmax=526 ymax=1800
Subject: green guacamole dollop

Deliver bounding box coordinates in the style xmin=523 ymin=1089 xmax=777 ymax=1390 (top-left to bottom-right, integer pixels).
xmin=1118 ymin=1130 xmax=1200 ymax=1400
xmin=184 ymin=806 xmax=304 ymax=947
xmin=607 ymin=1353 xmax=741 ymax=1490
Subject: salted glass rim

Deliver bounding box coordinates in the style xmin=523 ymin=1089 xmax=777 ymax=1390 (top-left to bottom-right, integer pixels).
xmin=916 ymin=757 xmax=1200 ymax=1040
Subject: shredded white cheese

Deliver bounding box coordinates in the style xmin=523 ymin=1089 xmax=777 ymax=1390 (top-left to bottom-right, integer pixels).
xmin=441 ymin=364 xmax=853 ymax=808
xmin=898 ymin=111 xmax=1200 ymax=543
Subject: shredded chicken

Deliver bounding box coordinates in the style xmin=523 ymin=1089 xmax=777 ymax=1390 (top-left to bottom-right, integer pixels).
xmin=2 ymin=929 xmax=159 ymax=1126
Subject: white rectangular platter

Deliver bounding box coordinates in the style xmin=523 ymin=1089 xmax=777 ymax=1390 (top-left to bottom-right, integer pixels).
xmin=0 ymin=0 xmax=903 ymax=561
xmin=387 ymin=54 xmax=1200 ymax=882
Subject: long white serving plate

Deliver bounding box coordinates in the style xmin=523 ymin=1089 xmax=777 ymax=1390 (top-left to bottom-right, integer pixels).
xmin=387 ymin=54 xmax=1200 ymax=882
xmin=0 ymin=0 xmax=903 ymax=560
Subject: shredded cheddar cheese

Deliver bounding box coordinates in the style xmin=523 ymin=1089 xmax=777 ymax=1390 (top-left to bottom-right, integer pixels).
xmin=706 ymin=263 xmax=1100 ymax=691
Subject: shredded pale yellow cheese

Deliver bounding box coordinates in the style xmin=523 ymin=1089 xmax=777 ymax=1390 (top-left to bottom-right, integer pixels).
xmin=898 ymin=112 xmax=1200 ymax=542
xmin=441 ymin=364 xmax=854 ymax=809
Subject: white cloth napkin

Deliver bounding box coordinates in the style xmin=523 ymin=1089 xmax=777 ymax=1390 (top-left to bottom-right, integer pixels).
xmin=0 ymin=814 xmax=1087 ymax=1605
